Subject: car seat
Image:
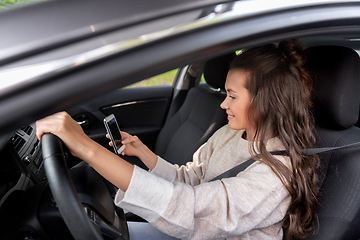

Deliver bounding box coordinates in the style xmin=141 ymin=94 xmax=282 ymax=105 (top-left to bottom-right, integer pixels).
xmin=154 ymin=53 xmax=235 ymax=165
xmin=304 ymin=46 xmax=360 ymax=239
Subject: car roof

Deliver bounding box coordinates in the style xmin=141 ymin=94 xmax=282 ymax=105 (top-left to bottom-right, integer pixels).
xmin=0 ymin=0 xmax=234 ymax=65
xmin=0 ymin=0 xmax=357 ymax=66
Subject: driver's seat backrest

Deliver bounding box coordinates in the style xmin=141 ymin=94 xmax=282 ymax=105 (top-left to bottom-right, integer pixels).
xmin=155 ymin=53 xmax=235 ymax=165
xmin=305 ymin=46 xmax=360 ymax=240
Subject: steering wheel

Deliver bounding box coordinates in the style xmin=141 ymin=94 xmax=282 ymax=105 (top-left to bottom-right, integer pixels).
xmin=42 ymin=133 xmax=129 ymax=240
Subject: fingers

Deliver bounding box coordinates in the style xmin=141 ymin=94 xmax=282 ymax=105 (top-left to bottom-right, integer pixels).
xmin=36 ymin=111 xmax=94 ymax=159
xmin=105 ymin=131 xmax=142 ymax=157
xmin=107 ymin=131 xmax=133 ymax=145
xmin=122 ymin=134 xmax=139 ymax=144
xmin=36 ymin=111 xmax=68 ymax=140
xmin=120 ymin=131 xmax=130 ymax=138
xmin=107 ymin=132 xmax=128 ymax=141
xmin=36 ymin=111 xmax=83 ymax=143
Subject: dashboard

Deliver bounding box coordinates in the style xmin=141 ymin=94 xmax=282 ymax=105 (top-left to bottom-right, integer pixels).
xmin=0 ymin=101 xmax=126 ymax=235
xmin=0 ymin=123 xmax=45 ymax=207
xmin=13 ymin=124 xmax=46 ymax=181
xmin=0 ymin=124 xmax=125 ymax=240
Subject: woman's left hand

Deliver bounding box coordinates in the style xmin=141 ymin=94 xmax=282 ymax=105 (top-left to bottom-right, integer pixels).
xmin=36 ymin=111 xmax=93 ymax=159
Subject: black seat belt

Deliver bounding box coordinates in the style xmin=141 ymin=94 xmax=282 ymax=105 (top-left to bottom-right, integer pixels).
xmin=210 ymin=141 xmax=360 ymax=181
xmin=302 ymin=141 xmax=360 ymax=155
xmin=210 ymin=151 xmax=286 ymax=181
xmin=210 ymin=158 xmax=256 ymax=181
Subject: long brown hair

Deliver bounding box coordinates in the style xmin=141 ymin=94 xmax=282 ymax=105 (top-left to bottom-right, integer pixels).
xmin=230 ymin=40 xmax=320 ymax=239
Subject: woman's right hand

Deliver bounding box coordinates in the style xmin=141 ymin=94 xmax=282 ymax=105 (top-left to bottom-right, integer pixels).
xmin=107 ymin=132 xmax=158 ymax=169
xmin=107 ymin=132 xmax=143 ymax=157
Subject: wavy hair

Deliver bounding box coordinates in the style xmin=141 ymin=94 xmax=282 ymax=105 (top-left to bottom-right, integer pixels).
xmin=230 ymin=40 xmax=320 ymax=239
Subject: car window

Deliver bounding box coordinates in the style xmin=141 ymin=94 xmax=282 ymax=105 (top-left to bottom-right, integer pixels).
xmin=125 ymin=69 xmax=178 ymax=88
xmin=200 ymin=74 xmax=206 ymax=84
xmin=0 ymin=0 xmax=44 ymax=10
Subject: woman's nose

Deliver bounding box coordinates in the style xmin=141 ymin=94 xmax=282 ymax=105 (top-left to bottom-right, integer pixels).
xmin=220 ymin=98 xmax=228 ymax=109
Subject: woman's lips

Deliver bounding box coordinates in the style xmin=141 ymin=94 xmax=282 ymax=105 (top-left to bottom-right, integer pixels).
xmin=227 ymin=114 xmax=234 ymax=120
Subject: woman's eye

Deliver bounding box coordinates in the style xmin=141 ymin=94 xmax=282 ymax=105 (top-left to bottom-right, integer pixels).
xmin=229 ymin=95 xmax=236 ymax=99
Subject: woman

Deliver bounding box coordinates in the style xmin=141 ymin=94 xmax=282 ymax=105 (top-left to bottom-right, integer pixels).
xmin=36 ymin=40 xmax=320 ymax=240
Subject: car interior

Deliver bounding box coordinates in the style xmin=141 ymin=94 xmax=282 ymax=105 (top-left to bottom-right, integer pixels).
xmin=153 ymin=52 xmax=235 ymax=167
xmin=2 ymin=33 xmax=360 ymax=239
xmin=305 ymin=45 xmax=360 ymax=240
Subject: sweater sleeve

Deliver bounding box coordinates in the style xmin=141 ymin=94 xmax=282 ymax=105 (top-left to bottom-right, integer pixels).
xmin=115 ymin=157 xmax=290 ymax=240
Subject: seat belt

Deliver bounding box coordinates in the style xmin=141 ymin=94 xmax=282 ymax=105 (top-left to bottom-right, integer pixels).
xmin=210 ymin=158 xmax=256 ymax=181
xmin=210 ymin=141 xmax=360 ymax=181
xmin=302 ymin=141 xmax=360 ymax=155
xmin=210 ymin=151 xmax=286 ymax=181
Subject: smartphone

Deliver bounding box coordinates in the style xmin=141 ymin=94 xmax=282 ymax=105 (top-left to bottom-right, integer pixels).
xmin=103 ymin=114 xmax=125 ymax=155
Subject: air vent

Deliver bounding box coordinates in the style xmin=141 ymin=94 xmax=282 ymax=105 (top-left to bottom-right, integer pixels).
xmin=21 ymin=125 xmax=33 ymax=135
xmin=12 ymin=134 xmax=25 ymax=152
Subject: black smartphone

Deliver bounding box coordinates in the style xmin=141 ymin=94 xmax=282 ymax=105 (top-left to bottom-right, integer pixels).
xmin=103 ymin=114 xmax=125 ymax=155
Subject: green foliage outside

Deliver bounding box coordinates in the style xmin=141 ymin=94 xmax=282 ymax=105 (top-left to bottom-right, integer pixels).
xmin=0 ymin=0 xmax=42 ymax=10
xmin=126 ymin=69 xmax=179 ymax=88
xmin=126 ymin=69 xmax=206 ymax=88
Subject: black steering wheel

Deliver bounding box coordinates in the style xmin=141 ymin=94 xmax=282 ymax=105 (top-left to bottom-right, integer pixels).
xmin=42 ymin=133 xmax=129 ymax=240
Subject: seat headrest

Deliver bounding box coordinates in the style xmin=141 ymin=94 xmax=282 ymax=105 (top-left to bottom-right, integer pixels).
xmin=203 ymin=52 xmax=236 ymax=90
xmin=305 ymin=46 xmax=360 ymax=129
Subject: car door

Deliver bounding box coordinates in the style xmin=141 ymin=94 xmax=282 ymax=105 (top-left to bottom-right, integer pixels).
xmin=66 ymin=68 xmax=188 ymax=154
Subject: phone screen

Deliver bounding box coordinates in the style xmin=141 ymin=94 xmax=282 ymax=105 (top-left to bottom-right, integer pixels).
xmin=104 ymin=115 xmax=125 ymax=154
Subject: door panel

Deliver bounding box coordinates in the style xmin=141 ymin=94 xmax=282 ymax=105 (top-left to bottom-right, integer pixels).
xmin=100 ymin=98 xmax=169 ymax=150
xmin=68 ymin=86 xmax=173 ymax=152
xmin=101 ymin=98 xmax=168 ymax=128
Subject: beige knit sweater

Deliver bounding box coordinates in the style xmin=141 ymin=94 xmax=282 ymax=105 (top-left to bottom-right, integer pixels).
xmin=115 ymin=125 xmax=291 ymax=240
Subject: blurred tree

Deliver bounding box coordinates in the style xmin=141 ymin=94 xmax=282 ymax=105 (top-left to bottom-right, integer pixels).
xmin=0 ymin=0 xmax=42 ymax=10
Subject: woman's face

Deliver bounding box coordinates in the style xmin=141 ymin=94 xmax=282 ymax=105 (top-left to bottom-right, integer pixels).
xmin=220 ymin=69 xmax=254 ymax=137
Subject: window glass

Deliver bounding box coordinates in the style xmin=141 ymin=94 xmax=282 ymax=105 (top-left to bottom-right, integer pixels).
xmin=0 ymin=0 xmax=45 ymax=10
xmin=125 ymin=69 xmax=178 ymax=88
xmin=200 ymin=74 xmax=206 ymax=84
